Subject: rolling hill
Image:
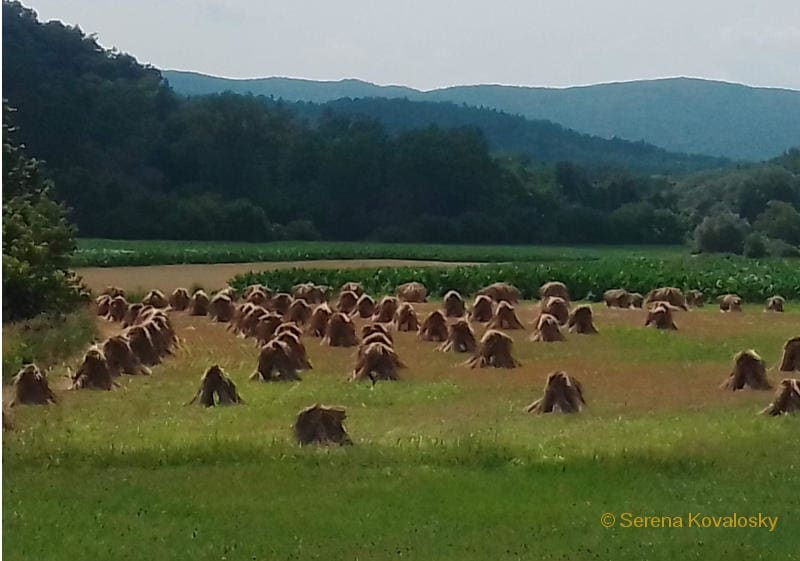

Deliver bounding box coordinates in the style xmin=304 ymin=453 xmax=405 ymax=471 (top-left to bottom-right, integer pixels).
xmin=165 ymin=70 xmax=800 ymax=160
xmin=287 ymin=97 xmax=729 ymax=173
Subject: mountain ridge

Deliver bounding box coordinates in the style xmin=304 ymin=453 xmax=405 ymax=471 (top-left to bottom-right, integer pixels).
xmin=164 ymin=70 xmax=800 ymax=160
xmin=166 ymin=70 xmax=800 ymax=95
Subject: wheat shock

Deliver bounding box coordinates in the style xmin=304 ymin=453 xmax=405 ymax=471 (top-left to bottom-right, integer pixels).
xmin=615 ymin=512 xmax=780 ymax=532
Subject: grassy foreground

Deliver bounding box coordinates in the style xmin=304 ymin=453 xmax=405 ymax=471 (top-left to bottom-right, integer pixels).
xmin=3 ymin=303 xmax=799 ymax=560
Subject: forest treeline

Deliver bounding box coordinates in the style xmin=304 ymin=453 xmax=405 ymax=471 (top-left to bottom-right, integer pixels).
xmin=287 ymin=97 xmax=729 ymax=174
xmin=2 ymin=1 xmax=800 ymax=252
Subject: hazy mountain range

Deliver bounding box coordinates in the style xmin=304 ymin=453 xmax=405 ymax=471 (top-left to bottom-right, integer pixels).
xmin=164 ymin=71 xmax=800 ymax=161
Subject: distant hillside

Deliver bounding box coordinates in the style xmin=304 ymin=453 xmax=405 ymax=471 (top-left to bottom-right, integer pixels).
xmin=165 ymin=71 xmax=800 ymax=160
xmin=288 ymin=97 xmax=728 ymax=173
xmin=165 ymin=72 xmax=418 ymax=102
xmin=5 ymin=1 xmax=797 ymax=250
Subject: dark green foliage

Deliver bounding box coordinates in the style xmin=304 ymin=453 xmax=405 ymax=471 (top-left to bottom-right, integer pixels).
xmin=368 ymin=225 xmax=417 ymax=243
xmin=754 ymin=200 xmax=800 ymax=245
xmin=2 ymin=104 xmax=84 ymax=321
xmin=735 ymin=167 xmax=800 ymax=222
xmin=608 ymin=203 xmax=687 ymax=244
xmin=289 ymin=97 xmax=729 ymax=174
xmin=774 ymin=148 xmax=800 ymax=174
xmin=677 ymin=161 xmax=800 ymax=225
xmin=282 ymin=220 xmax=322 ymax=241
xmin=168 ymin=194 xmax=274 ymax=241
xmin=3 ymin=2 xmax=270 ymax=241
xmin=674 ymin=153 xmax=800 ymax=255
xmin=766 ymin=238 xmax=800 ymax=258
xmin=232 ymin=256 xmax=800 ymax=303
xmin=742 ymin=233 xmax=768 ymax=258
xmin=692 ymin=211 xmax=750 ymax=254
xmin=2 ymin=1 xmax=172 ymax=232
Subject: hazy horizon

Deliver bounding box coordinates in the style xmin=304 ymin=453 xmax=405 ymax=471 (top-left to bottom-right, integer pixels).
xmin=22 ymin=0 xmax=800 ymax=91
xmin=164 ymin=69 xmax=800 ymax=93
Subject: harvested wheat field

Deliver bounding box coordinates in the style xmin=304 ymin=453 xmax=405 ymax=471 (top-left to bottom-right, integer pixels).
xmin=76 ymin=259 xmax=476 ymax=294
xmin=4 ymin=293 xmax=799 ymax=560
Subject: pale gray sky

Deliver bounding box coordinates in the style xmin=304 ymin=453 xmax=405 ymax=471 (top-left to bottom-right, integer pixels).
xmin=25 ymin=0 xmax=800 ymax=90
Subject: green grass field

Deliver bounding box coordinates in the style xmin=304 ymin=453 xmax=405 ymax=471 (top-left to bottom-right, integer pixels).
xmin=4 ymin=302 xmax=799 ymax=560
xmin=73 ymin=239 xmax=687 ymax=267
xmin=2 ymin=310 xmax=97 ymax=382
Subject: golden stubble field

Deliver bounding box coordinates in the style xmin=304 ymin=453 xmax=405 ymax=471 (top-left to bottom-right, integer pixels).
xmin=75 ymin=259 xmax=475 ymax=294
xmin=60 ymin=299 xmax=799 ymax=422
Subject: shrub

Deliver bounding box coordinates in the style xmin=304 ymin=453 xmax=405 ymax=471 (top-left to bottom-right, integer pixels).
xmin=555 ymin=206 xmax=608 ymax=244
xmin=766 ymin=238 xmax=800 ymax=258
xmin=609 ymin=203 xmax=686 ymax=244
xmin=283 ymin=220 xmax=322 ymax=241
xmin=368 ymin=226 xmax=416 ymax=243
xmin=3 ymin=105 xmax=84 ymax=321
xmin=456 ymin=212 xmax=508 ymax=244
xmin=754 ymin=200 xmax=800 ymax=245
xmin=412 ymin=214 xmax=461 ymax=243
xmin=693 ymin=211 xmax=750 ymax=254
xmin=743 ymin=233 xmax=768 ymax=258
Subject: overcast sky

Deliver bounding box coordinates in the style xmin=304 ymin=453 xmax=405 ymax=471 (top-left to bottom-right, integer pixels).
xmin=25 ymin=0 xmax=800 ymax=90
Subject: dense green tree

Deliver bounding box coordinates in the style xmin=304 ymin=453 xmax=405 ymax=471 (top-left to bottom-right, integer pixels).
xmin=555 ymin=162 xmax=593 ymax=204
xmin=774 ymin=148 xmax=800 ymax=174
xmin=609 ymin=203 xmax=685 ymax=244
xmin=299 ymin=97 xmax=730 ymax=173
xmin=456 ymin=212 xmax=508 ymax=244
xmin=2 ymin=1 xmax=170 ymax=236
xmin=743 ymin=232 xmax=768 ymax=258
xmin=409 ymin=214 xmax=459 ymax=243
xmin=754 ymin=200 xmax=800 ymax=245
xmin=283 ymin=220 xmax=322 ymax=241
xmin=693 ymin=211 xmax=750 ymax=254
xmin=2 ymin=105 xmax=83 ymax=321
xmin=675 ymin=156 xmax=800 ymax=254
xmin=735 ymin=167 xmax=800 ymax=222
xmin=554 ymin=206 xmax=608 ymax=244
xmin=765 ymin=238 xmax=800 ymax=257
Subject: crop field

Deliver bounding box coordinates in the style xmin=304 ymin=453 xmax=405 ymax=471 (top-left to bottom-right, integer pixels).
xmin=75 ymin=259 xmax=475 ymax=295
xmin=73 ymin=239 xmax=686 ymax=267
xmin=3 ymin=294 xmax=800 ymax=560
xmin=74 ymin=255 xmax=800 ymax=310
xmin=236 ymin=257 xmax=800 ymax=302
xmin=72 ymin=240 xmax=800 ymax=304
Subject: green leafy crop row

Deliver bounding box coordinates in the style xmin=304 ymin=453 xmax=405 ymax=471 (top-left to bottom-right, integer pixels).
xmin=232 ymin=256 xmax=800 ymax=302
xmin=72 ymin=239 xmax=683 ymax=267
